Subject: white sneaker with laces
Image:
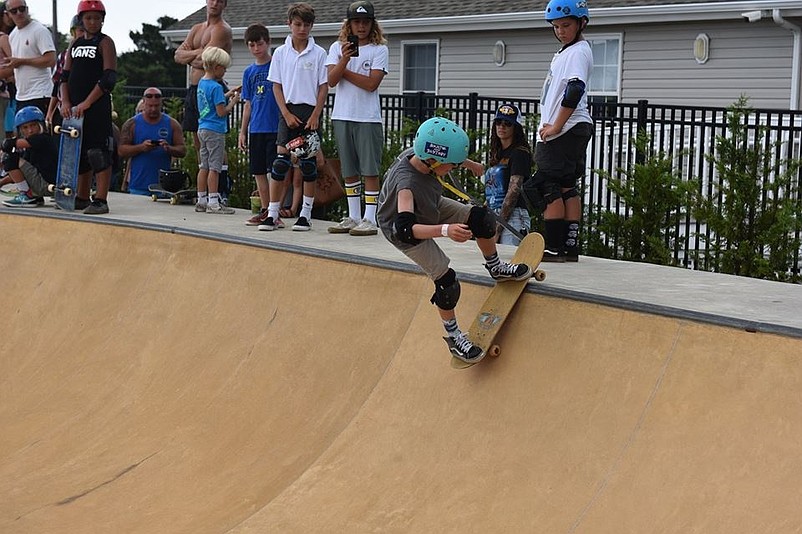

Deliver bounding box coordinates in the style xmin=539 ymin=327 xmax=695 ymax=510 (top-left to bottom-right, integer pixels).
xmin=328 ymin=216 xmax=358 ymax=234
xmin=349 ymin=219 xmax=378 ymax=236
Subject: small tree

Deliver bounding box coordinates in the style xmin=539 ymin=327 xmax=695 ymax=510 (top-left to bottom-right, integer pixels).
xmin=591 ymin=133 xmax=696 ymax=265
xmin=692 ymin=96 xmax=802 ymax=282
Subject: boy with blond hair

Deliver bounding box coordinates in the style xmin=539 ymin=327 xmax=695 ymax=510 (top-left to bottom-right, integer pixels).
xmin=195 ymin=45 xmax=240 ymax=214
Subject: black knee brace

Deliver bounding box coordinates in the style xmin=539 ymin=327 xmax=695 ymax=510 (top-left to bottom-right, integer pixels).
xmin=271 ymin=154 xmax=291 ymax=181
xmin=467 ymin=206 xmax=497 ymax=239
xmin=2 ymin=151 xmax=19 ymax=171
xmin=430 ymin=268 xmax=461 ymax=311
xmin=88 ymin=148 xmax=111 ymax=173
xmin=299 ymin=157 xmax=317 ymax=182
xmin=562 ymin=187 xmax=579 ymax=201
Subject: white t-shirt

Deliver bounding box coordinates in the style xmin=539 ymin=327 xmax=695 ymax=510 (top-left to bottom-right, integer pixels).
xmin=267 ymin=35 xmax=327 ymax=106
xmin=9 ymin=20 xmax=55 ymax=101
xmin=538 ymin=40 xmax=593 ymax=142
xmin=325 ymin=41 xmax=388 ymax=123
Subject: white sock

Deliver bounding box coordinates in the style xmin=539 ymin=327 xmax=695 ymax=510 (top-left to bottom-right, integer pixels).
xmin=197 ymin=191 xmax=208 ymax=204
xmin=364 ymin=190 xmax=379 ymax=223
xmin=208 ymin=193 xmax=221 ymax=207
xmin=345 ymin=181 xmax=362 ymax=221
xmin=300 ymin=195 xmax=314 ymax=219
xmin=17 ymin=181 xmax=30 ymax=192
xmin=268 ymin=201 xmax=280 ymax=221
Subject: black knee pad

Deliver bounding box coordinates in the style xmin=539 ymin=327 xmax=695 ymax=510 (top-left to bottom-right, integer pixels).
xmin=2 ymin=151 xmax=19 ymax=171
xmin=271 ymin=154 xmax=291 ymax=181
xmin=467 ymin=206 xmax=497 ymax=239
xmin=562 ymin=187 xmax=579 ymax=201
xmin=299 ymin=157 xmax=317 ymax=182
xmin=430 ymin=268 xmax=461 ymax=311
xmin=88 ymin=148 xmax=111 ymax=173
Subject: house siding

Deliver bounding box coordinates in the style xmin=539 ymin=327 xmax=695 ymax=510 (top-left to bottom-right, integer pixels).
xmin=620 ymin=21 xmax=794 ymax=109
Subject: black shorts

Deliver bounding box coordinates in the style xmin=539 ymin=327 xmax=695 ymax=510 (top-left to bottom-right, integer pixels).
xmin=533 ymin=122 xmax=593 ymax=190
xmin=248 ymin=132 xmax=278 ymax=175
xmin=277 ymin=103 xmax=316 ymax=147
xmin=182 ymin=85 xmax=199 ymax=133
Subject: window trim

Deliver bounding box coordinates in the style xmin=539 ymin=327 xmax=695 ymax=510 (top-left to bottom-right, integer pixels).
xmin=585 ymin=32 xmax=623 ymax=100
xmin=399 ymin=39 xmax=440 ymax=94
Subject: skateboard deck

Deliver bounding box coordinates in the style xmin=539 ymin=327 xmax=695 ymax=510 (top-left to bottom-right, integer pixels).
xmin=148 ymin=184 xmax=197 ymax=205
xmin=51 ymin=116 xmax=84 ymax=211
xmin=451 ymin=232 xmax=546 ymax=369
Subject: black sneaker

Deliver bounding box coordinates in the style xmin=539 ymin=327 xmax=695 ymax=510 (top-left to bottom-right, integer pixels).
xmin=83 ymin=200 xmax=109 ymax=215
xmin=541 ymin=249 xmax=565 ymax=263
xmin=292 ymin=216 xmax=311 ymax=232
xmin=446 ymin=333 xmax=485 ymax=363
xmin=485 ymin=260 xmax=533 ymax=281
xmin=74 ymin=197 xmax=91 ymax=211
xmin=258 ymin=216 xmax=278 ymax=231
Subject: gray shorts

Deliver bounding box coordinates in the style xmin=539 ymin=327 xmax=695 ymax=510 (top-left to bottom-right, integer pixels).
xmin=393 ymin=197 xmax=472 ymax=281
xmin=198 ymin=129 xmax=226 ymax=172
xmin=332 ymin=120 xmax=383 ymax=178
xmin=20 ymin=160 xmax=51 ymax=196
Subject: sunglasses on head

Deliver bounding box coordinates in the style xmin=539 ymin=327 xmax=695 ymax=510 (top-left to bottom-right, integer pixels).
xmin=144 ymin=93 xmax=162 ymax=99
xmin=8 ymin=5 xmax=28 ymax=15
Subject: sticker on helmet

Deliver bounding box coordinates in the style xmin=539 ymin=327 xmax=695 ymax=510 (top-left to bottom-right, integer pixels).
xmin=424 ymin=141 xmax=448 ymax=160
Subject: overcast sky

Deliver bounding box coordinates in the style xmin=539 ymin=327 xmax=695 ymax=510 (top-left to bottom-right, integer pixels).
xmin=23 ymin=1 xmax=202 ymax=52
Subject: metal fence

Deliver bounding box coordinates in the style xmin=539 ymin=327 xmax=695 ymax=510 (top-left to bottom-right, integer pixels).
xmin=124 ymin=87 xmax=802 ymax=276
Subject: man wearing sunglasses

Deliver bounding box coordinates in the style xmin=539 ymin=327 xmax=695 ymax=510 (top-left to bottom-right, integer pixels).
xmin=0 ymin=0 xmax=56 ymax=116
xmin=118 ymin=87 xmax=186 ymax=196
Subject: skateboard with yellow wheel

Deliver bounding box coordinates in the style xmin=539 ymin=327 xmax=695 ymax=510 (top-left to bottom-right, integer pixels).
xmin=451 ymin=232 xmax=546 ymax=369
xmin=50 ymin=116 xmax=83 ymax=211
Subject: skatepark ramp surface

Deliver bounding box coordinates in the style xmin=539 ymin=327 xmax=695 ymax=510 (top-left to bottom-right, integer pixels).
xmin=2 ymin=212 xmax=802 ymax=533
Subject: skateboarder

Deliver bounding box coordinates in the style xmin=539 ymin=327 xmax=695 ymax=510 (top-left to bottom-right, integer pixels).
xmin=1 ymin=106 xmax=58 ymax=207
xmin=376 ymin=117 xmax=532 ymax=363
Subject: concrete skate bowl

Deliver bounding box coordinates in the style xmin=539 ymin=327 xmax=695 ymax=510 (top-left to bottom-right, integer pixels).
xmin=2 ymin=213 xmax=802 ymax=533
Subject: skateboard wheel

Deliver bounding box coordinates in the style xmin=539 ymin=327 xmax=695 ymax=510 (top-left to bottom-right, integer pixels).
xmin=48 ymin=184 xmax=56 ymax=193
xmin=69 ymin=130 xmax=79 ymax=139
xmin=53 ymin=125 xmax=62 ymax=134
xmin=63 ymin=187 xmax=72 ymax=196
xmin=534 ymin=269 xmax=546 ymax=282
xmin=151 ymin=194 xmax=158 ymax=202
xmin=488 ymin=345 xmax=501 ymax=358
xmin=170 ymin=196 xmax=178 ymax=205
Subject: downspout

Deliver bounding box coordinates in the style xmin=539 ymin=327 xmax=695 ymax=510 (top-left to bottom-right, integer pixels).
xmin=772 ymin=9 xmax=801 ymax=110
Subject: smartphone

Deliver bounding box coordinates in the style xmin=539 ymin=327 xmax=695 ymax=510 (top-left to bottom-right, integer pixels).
xmin=150 ymin=139 xmax=162 ymax=145
xmin=347 ymin=35 xmax=359 ymax=57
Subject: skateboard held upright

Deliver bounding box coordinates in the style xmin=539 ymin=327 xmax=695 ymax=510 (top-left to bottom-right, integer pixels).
xmin=50 ymin=116 xmax=84 ymax=211
xmin=450 ymin=232 xmax=546 ymax=369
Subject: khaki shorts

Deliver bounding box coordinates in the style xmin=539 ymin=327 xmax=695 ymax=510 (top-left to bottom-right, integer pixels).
xmin=397 ymin=197 xmax=472 ymax=281
xmin=20 ymin=160 xmax=51 ymax=196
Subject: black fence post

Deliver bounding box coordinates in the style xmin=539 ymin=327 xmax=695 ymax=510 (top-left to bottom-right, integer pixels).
xmin=468 ymin=92 xmax=479 ymax=153
xmin=636 ymin=99 xmax=648 ymax=165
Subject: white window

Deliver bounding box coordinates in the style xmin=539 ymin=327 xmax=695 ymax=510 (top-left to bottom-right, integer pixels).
xmin=587 ymin=34 xmax=622 ymax=103
xmin=400 ymin=40 xmax=439 ymax=94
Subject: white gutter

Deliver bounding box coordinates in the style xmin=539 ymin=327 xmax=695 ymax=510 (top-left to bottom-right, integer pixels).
xmin=771 ymin=9 xmax=801 ymax=110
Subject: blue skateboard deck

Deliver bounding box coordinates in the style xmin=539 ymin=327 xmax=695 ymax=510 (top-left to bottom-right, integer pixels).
xmin=52 ymin=116 xmax=84 ymax=211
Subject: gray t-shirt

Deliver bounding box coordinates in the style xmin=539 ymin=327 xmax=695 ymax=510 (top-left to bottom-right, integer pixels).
xmin=377 ymin=148 xmax=445 ymax=248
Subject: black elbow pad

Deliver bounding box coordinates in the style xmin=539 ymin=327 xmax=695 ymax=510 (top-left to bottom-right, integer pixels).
xmin=394 ymin=211 xmax=420 ymax=245
xmin=561 ymin=78 xmax=586 ymax=109
xmin=98 ymin=69 xmax=117 ymax=92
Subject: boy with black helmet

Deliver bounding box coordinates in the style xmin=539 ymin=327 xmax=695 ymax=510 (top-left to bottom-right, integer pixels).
xmin=377 ymin=117 xmax=533 ymax=364
xmin=530 ymin=0 xmax=593 ymax=261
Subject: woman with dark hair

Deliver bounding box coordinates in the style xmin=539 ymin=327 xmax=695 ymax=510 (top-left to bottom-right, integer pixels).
xmin=485 ymin=103 xmax=533 ymax=246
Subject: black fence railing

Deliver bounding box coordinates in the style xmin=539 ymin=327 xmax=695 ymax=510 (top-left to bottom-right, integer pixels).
xmin=122 ymin=87 xmax=802 ymax=276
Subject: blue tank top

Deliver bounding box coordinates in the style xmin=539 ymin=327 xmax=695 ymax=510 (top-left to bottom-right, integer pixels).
xmin=129 ymin=113 xmax=173 ymax=195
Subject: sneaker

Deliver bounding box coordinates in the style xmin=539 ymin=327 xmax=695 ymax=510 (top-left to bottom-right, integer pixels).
xmin=349 ymin=219 xmax=378 ymax=236
xmin=447 ymin=332 xmax=485 ymax=363
xmin=541 ymin=249 xmax=565 ymax=263
xmin=485 ymin=260 xmax=533 ymax=282
xmin=258 ymin=216 xmax=279 ymax=231
xmin=564 ymin=252 xmax=579 ymax=263
xmin=292 ymin=216 xmax=311 ymax=231
xmin=195 ymin=201 xmax=208 ymax=213
xmin=246 ymin=208 xmax=269 ymax=226
xmin=0 ymin=183 xmax=20 ymax=196
xmin=83 ymin=200 xmax=109 ymax=214
xmin=327 ymin=216 xmax=358 ymax=234
xmin=3 ymin=191 xmax=43 ymax=207
xmin=206 ymin=203 xmax=235 ymax=214
xmin=74 ymin=197 xmax=91 ymax=211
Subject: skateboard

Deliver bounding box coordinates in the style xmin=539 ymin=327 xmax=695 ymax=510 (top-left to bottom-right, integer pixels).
xmin=450 ymin=232 xmax=546 ymax=369
xmin=49 ymin=116 xmax=84 ymax=211
xmin=147 ymin=184 xmax=197 ymax=205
